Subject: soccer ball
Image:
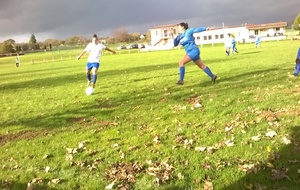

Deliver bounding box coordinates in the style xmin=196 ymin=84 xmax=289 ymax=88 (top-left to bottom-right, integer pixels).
xmin=85 ymin=87 xmax=94 ymax=95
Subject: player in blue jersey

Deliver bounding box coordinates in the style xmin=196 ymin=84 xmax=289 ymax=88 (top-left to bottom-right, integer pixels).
xmin=294 ymin=47 xmax=300 ymax=77
xmin=231 ymin=34 xmax=238 ymax=54
xmin=77 ymin=34 xmax=116 ymax=89
xmin=255 ymin=35 xmax=261 ymax=48
xmin=173 ymin=22 xmax=217 ymax=85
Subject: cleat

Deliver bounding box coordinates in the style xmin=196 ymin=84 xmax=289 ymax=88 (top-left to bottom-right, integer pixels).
xmin=212 ymin=76 xmax=217 ymax=84
xmin=87 ymin=80 xmax=91 ymax=86
xmin=176 ymin=80 xmax=184 ymax=85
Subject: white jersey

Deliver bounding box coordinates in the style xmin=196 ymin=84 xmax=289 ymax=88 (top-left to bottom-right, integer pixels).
xmin=224 ymin=37 xmax=232 ymax=48
xmin=84 ymin=43 xmax=106 ymax=63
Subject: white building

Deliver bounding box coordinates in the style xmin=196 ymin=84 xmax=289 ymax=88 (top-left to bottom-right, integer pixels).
xmin=149 ymin=22 xmax=287 ymax=48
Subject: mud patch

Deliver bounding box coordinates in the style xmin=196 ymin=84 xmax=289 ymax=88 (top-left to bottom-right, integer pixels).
xmin=0 ymin=130 xmax=45 ymax=146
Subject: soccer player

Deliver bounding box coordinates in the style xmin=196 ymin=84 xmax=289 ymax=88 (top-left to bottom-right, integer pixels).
xmin=15 ymin=56 xmax=20 ymax=67
xmin=231 ymin=34 xmax=238 ymax=54
xmin=294 ymin=47 xmax=300 ymax=77
xmin=224 ymin=33 xmax=232 ymax=56
xmin=77 ymin=34 xmax=116 ymax=89
xmin=173 ymin=22 xmax=217 ymax=85
xmin=255 ymin=35 xmax=261 ymax=48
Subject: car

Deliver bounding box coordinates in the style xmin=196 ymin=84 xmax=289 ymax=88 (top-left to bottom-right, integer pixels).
xmin=117 ymin=45 xmax=126 ymax=50
xmin=139 ymin=44 xmax=145 ymax=49
xmin=128 ymin=44 xmax=139 ymax=49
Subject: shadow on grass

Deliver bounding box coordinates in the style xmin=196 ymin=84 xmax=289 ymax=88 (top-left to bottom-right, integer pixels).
xmin=221 ymin=125 xmax=300 ymax=190
xmin=0 ymin=62 xmax=178 ymax=91
xmin=239 ymin=51 xmax=261 ymax=55
xmin=0 ymin=180 xmax=58 ymax=190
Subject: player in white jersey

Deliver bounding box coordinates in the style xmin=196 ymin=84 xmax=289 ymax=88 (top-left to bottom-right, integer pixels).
xmin=77 ymin=34 xmax=116 ymax=89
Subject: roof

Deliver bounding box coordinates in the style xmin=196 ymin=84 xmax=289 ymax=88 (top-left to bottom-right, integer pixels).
xmin=246 ymin=22 xmax=287 ymax=29
xmin=152 ymin=24 xmax=177 ymax=29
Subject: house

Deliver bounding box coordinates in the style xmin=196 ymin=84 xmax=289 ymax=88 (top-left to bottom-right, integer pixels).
xmin=149 ymin=22 xmax=287 ymax=48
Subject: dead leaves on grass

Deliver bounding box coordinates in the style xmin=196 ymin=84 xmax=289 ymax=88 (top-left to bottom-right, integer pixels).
xmin=104 ymin=160 xmax=175 ymax=189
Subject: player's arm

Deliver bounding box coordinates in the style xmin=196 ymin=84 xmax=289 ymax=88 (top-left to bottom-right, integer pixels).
xmin=77 ymin=51 xmax=87 ymax=60
xmin=105 ymin=47 xmax=116 ymax=54
xmin=193 ymin=27 xmax=209 ymax=33
xmin=174 ymin=34 xmax=181 ymax=47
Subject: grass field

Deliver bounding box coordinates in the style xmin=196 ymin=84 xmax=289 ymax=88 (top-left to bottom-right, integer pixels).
xmin=0 ymin=40 xmax=300 ymax=190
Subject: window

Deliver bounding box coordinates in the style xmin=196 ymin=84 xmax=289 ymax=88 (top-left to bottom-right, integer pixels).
xmin=204 ymin=36 xmax=207 ymax=40
xmin=220 ymin=34 xmax=224 ymax=39
xmin=164 ymin=30 xmax=167 ymax=37
xmin=208 ymin=35 xmax=212 ymax=40
xmin=196 ymin=36 xmax=200 ymax=40
xmin=215 ymin=35 xmax=219 ymax=39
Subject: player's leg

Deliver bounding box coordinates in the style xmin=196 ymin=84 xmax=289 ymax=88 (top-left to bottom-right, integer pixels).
xmin=225 ymin=47 xmax=230 ymax=56
xmin=91 ymin=63 xmax=100 ymax=88
xmin=86 ymin=63 xmax=92 ymax=86
xmin=194 ymin=59 xmax=217 ymax=83
xmin=177 ymin=54 xmax=191 ymax=85
xmin=294 ymin=58 xmax=300 ymax=76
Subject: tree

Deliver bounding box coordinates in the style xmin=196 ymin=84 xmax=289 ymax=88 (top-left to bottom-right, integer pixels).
xmin=21 ymin=43 xmax=29 ymax=51
xmin=293 ymin=12 xmax=300 ymax=30
xmin=112 ymin=27 xmax=130 ymax=43
xmin=29 ymin=34 xmax=37 ymax=44
xmin=0 ymin=39 xmax=15 ymax=53
xmin=132 ymin=32 xmax=141 ymax=41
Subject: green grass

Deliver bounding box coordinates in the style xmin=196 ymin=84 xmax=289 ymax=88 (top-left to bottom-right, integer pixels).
xmin=1 ymin=41 xmax=300 ymax=190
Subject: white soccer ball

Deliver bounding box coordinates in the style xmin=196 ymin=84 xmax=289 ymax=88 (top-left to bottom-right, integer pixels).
xmin=85 ymin=87 xmax=94 ymax=95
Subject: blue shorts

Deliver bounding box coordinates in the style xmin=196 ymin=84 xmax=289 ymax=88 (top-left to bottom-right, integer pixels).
xmin=86 ymin=62 xmax=100 ymax=70
xmin=187 ymin=48 xmax=200 ymax=61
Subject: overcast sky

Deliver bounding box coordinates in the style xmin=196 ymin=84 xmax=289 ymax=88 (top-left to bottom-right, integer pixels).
xmin=0 ymin=0 xmax=299 ymax=43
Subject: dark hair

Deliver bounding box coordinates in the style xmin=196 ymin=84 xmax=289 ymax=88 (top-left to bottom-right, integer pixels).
xmin=92 ymin=34 xmax=98 ymax=38
xmin=178 ymin=22 xmax=189 ymax=29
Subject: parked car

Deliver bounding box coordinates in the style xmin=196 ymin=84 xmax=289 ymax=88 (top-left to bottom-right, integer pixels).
xmin=117 ymin=45 xmax=126 ymax=50
xmin=139 ymin=44 xmax=145 ymax=49
xmin=127 ymin=44 xmax=139 ymax=49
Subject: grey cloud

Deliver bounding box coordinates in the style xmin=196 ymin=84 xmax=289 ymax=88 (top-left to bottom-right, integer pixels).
xmin=0 ymin=0 xmax=298 ymax=42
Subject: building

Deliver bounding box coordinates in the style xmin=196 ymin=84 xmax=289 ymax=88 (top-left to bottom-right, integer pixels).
xmin=149 ymin=22 xmax=287 ymax=48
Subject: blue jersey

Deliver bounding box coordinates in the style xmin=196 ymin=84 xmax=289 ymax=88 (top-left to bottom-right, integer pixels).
xmin=255 ymin=36 xmax=260 ymax=43
xmin=174 ymin=27 xmax=207 ymax=52
xmin=297 ymin=47 xmax=300 ymax=59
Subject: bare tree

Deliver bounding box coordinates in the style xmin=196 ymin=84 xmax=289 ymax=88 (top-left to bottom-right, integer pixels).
xmin=113 ymin=27 xmax=130 ymax=43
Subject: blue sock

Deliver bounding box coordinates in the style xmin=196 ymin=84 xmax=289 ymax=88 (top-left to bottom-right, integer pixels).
xmin=92 ymin=74 xmax=97 ymax=85
xmin=203 ymin=67 xmax=214 ymax=78
xmin=179 ymin=67 xmax=185 ymax=81
xmin=86 ymin=74 xmax=91 ymax=81
xmin=294 ymin=63 xmax=300 ymax=76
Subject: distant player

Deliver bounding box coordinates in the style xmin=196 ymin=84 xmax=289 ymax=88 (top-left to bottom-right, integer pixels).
xmin=173 ymin=22 xmax=217 ymax=85
xmin=15 ymin=56 xmax=20 ymax=67
xmin=225 ymin=33 xmax=232 ymax=56
xmin=231 ymin=34 xmax=238 ymax=54
xmin=255 ymin=35 xmax=261 ymax=48
xmin=294 ymin=47 xmax=300 ymax=77
xmin=77 ymin=34 xmax=116 ymax=89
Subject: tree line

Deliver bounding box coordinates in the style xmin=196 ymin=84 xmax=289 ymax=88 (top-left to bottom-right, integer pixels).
xmin=0 ymin=27 xmax=150 ymax=54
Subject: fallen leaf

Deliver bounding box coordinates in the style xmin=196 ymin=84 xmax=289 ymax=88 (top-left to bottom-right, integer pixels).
xmin=51 ymin=178 xmax=61 ymax=184
xmin=105 ymin=181 xmax=115 ymax=189
xmin=177 ymin=173 xmax=184 ymax=180
xmin=195 ymin=146 xmax=206 ymax=152
xmin=203 ymin=177 xmax=213 ymax=190
xmin=282 ymin=136 xmax=291 ymax=145
xmin=225 ymin=140 xmax=234 ymax=147
xmin=225 ymin=126 xmax=233 ymax=132
xmin=271 ymin=169 xmax=290 ymax=180
xmin=265 ymin=130 xmax=277 ymax=138
xmin=45 ymin=166 xmax=50 ymax=173
xmin=251 ymin=135 xmax=261 ymax=141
